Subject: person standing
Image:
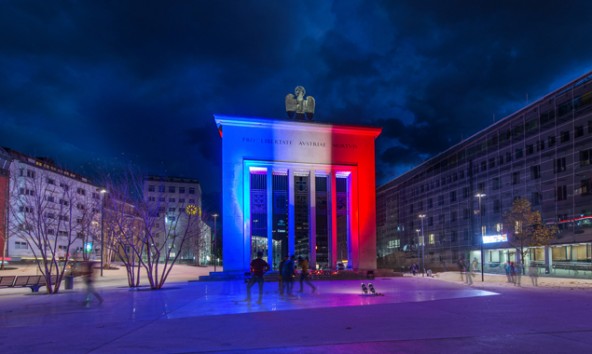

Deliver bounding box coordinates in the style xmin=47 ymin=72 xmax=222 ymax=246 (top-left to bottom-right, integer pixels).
xmin=278 ymin=256 xmax=288 ymax=296
xmin=82 ymin=261 xmax=103 ymax=306
xmin=246 ymin=251 xmax=270 ymax=304
xmin=528 ymin=262 xmax=539 ymax=286
xmin=297 ymin=256 xmax=316 ymax=293
xmin=281 ymin=255 xmax=296 ymax=296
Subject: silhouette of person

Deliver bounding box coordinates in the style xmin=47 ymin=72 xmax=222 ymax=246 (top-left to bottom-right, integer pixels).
xmin=82 ymin=261 xmax=103 ymax=306
xmin=281 ymin=255 xmax=295 ymax=296
xmin=246 ymin=251 xmax=270 ymax=304
xmin=528 ymin=262 xmax=539 ymax=286
xmin=297 ymin=256 xmax=316 ymax=293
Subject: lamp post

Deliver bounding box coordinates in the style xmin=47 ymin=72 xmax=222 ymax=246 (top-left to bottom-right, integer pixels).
xmin=99 ymin=188 xmax=108 ymax=277
xmin=475 ymin=193 xmax=486 ymax=282
xmin=212 ymin=213 xmax=218 ymax=272
xmin=419 ymin=214 xmax=426 ymax=277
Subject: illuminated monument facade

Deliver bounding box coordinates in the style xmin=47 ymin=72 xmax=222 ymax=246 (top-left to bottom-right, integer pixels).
xmin=215 ymin=93 xmax=381 ymax=273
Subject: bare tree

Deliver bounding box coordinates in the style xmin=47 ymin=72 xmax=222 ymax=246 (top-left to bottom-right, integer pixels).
xmin=504 ymin=198 xmax=558 ymax=271
xmin=101 ymin=168 xmax=203 ymax=290
xmin=8 ymin=163 xmax=101 ymax=293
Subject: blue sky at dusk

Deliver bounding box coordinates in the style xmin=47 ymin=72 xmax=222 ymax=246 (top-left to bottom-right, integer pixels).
xmin=1 ymin=1 xmax=592 ymax=211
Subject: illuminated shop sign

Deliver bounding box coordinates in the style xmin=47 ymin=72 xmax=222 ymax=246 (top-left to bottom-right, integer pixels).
xmin=482 ymin=234 xmax=508 ymax=244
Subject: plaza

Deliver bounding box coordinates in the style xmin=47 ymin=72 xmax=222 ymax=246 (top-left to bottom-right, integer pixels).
xmin=1 ymin=265 xmax=592 ymax=353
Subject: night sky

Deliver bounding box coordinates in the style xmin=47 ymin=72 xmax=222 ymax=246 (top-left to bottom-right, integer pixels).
xmin=1 ymin=1 xmax=592 ymax=211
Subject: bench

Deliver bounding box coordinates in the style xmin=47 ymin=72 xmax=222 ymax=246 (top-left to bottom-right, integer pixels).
xmin=0 ymin=275 xmax=58 ymax=292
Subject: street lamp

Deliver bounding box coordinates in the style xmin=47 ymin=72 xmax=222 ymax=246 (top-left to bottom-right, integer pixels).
xmin=475 ymin=193 xmax=486 ymax=282
xmin=419 ymin=214 xmax=426 ymax=277
xmin=99 ymin=188 xmax=108 ymax=277
xmin=212 ymin=213 xmax=218 ymax=272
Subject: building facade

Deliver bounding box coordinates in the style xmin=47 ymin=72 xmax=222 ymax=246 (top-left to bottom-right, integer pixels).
xmin=377 ymin=72 xmax=592 ymax=273
xmin=215 ymin=115 xmax=381 ymax=273
xmin=143 ymin=176 xmax=211 ymax=265
xmin=4 ymin=148 xmax=104 ymax=260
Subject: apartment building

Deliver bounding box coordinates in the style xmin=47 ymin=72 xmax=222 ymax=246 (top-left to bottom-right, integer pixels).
xmin=143 ymin=176 xmax=211 ymax=265
xmin=3 ymin=147 xmax=104 ymax=260
xmin=377 ymin=72 xmax=592 ymax=273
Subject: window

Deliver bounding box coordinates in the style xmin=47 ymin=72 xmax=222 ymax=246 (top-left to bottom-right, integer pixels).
xmin=580 ymin=149 xmax=592 ymax=166
xmin=59 ymin=199 xmax=68 ymax=206
xmin=579 ymin=179 xmax=591 ymax=196
xmin=506 ymin=152 xmax=512 ymax=163
xmin=168 ymin=186 xmax=176 ymax=193
xmin=179 ymin=198 xmax=185 ymax=203
xmin=515 ymin=148 xmax=523 ymax=159
xmin=76 ymin=188 xmax=86 ymax=196
xmin=427 ymin=198 xmax=433 ymax=208
xmin=21 ymin=169 xmax=36 ymax=178
xmin=189 ymin=199 xmax=195 ymax=203
xmin=512 ymin=172 xmax=520 ymax=185
xmin=451 ymin=211 xmax=457 ymax=222
xmin=557 ymin=185 xmax=568 ymax=201
xmin=494 ymin=199 xmax=501 ymax=213
xmin=387 ymin=239 xmax=400 ymax=249
xmin=45 ymin=212 xmax=56 ymax=219
xmin=148 ymin=185 xmax=155 ymax=192
xmin=548 ymin=136 xmax=556 ymax=147
xmin=480 ymin=161 xmax=487 ymax=172
xmin=560 ymin=130 xmax=570 ymax=143
xmin=575 ymin=125 xmax=584 ymax=138
xmin=463 ymin=208 xmax=470 ymax=219
xmin=429 ymin=234 xmax=435 ymax=245
xmin=169 ymin=207 xmax=176 ymax=212
xmin=438 ymin=195 xmax=444 ymax=206
xmin=148 ymin=196 xmax=155 ymax=202
xmin=59 ymin=215 xmax=68 ymax=221
xmin=554 ymin=157 xmax=567 ymax=173
xmin=47 ymin=178 xmax=55 ymax=185
xmin=530 ymin=165 xmax=541 ymax=179
xmin=492 ymin=177 xmax=500 ymax=190
xmin=450 ymin=191 xmax=456 ymax=202
xmin=47 ymin=229 xmax=55 ymax=235
xmin=169 ymin=198 xmax=176 ymax=203
xmin=428 ymin=216 xmax=433 ymax=226
xmin=158 ymin=197 xmax=165 ymax=202
xmin=158 ymin=185 xmax=165 ymax=193
xmin=189 ymin=187 xmax=196 ymax=194
xmin=77 ymin=232 xmax=85 ymax=238
xmin=179 ymin=187 xmax=186 ymax=193
xmin=19 ymin=188 xmax=35 ymax=196
xmin=76 ymin=203 xmax=85 ymax=210
xmin=92 ymin=192 xmax=99 ymax=200
xmin=531 ymin=192 xmax=542 ymax=206
xmin=58 ymin=230 xmax=68 ymax=236
xmin=409 ymin=204 xmax=414 ymax=214
xmin=489 ymin=158 xmax=495 ymax=169
xmin=463 ymin=187 xmax=469 ymax=198
xmin=15 ymin=241 xmax=28 ymax=249
xmin=19 ymin=206 xmax=34 ymax=213
xmin=526 ymin=144 xmax=534 ymax=155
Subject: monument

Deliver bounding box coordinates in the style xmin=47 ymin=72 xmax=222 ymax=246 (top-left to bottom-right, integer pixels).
xmin=215 ymin=87 xmax=381 ymax=274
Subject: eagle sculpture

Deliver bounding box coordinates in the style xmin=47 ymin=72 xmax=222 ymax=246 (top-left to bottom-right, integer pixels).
xmin=285 ymin=86 xmax=315 ymax=120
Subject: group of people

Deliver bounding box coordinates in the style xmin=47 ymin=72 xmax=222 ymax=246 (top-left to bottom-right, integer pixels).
xmin=245 ymin=252 xmax=316 ymax=304
xmin=457 ymin=257 xmax=480 ymax=285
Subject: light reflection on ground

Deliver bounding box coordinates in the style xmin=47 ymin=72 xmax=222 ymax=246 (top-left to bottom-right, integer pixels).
xmin=166 ymin=277 xmax=498 ymax=319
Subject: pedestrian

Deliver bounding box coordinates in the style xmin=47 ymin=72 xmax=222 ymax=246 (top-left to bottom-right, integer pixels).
xmin=298 ymin=256 xmax=316 ymax=293
xmin=411 ymin=263 xmax=418 ymax=276
xmin=528 ymin=262 xmax=539 ymax=286
xmin=504 ymin=261 xmax=512 ymax=283
xmin=457 ymin=258 xmax=465 ymax=282
xmin=82 ymin=261 xmax=103 ymax=306
xmin=514 ymin=262 xmax=522 ymax=286
xmin=281 ymin=255 xmax=295 ymax=296
xmin=246 ymin=251 xmax=270 ymax=304
xmin=471 ymin=258 xmax=479 ymax=275
xmin=510 ymin=262 xmax=516 ymax=284
xmin=465 ymin=259 xmax=473 ymax=285
xmin=278 ymin=255 xmax=288 ymax=296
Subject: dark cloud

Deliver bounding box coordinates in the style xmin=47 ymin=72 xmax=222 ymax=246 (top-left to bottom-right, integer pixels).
xmin=1 ymin=0 xmax=592 ymax=213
